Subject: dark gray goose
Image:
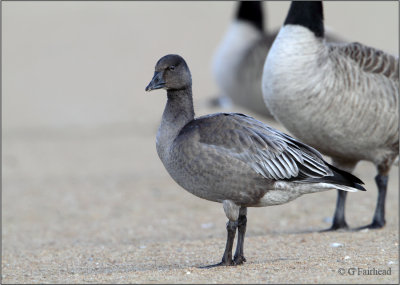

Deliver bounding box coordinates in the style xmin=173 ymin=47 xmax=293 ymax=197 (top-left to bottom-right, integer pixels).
xmin=212 ymin=1 xmax=344 ymax=118
xmin=146 ymin=54 xmax=365 ymax=267
xmin=262 ymin=1 xmax=399 ymax=231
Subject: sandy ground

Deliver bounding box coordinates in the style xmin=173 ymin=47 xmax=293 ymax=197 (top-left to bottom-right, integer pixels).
xmin=2 ymin=2 xmax=399 ymax=284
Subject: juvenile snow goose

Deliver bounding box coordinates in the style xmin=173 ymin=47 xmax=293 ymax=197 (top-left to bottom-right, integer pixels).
xmin=146 ymin=54 xmax=365 ymax=267
xmin=262 ymin=1 xmax=398 ymax=230
xmin=212 ymin=1 xmax=344 ymax=118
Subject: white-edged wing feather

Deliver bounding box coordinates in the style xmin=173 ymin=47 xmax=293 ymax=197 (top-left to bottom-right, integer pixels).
xmin=186 ymin=113 xmax=332 ymax=181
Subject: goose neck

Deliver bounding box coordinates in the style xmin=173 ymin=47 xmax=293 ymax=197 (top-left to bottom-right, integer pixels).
xmin=165 ymin=88 xmax=195 ymax=126
xmin=157 ymin=88 xmax=195 ymax=157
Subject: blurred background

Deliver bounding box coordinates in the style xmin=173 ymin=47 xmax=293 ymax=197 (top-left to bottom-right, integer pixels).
xmin=2 ymin=1 xmax=399 ymax=283
xmin=3 ymin=1 xmax=398 ymax=131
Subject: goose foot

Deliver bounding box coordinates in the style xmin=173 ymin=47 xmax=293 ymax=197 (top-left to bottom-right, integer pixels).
xmin=233 ymin=255 xmax=246 ymax=265
xmin=200 ymin=208 xmax=248 ymax=269
xmin=321 ymin=189 xmax=349 ymax=232
xmin=198 ymin=259 xmax=234 ymax=269
xmin=354 ymin=220 xmax=385 ymax=231
xmin=320 ymin=222 xmax=349 ymax=232
xmin=353 ymin=174 xmax=387 ymax=231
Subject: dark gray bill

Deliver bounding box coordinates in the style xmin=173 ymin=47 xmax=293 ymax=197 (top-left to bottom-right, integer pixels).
xmin=145 ymin=71 xmax=165 ymax=91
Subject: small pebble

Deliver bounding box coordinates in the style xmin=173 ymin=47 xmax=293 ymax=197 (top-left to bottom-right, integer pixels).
xmin=344 ymin=256 xmax=350 ymax=260
xmin=330 ymin=242 xmax=343 ymax=248
xmin=186 ymin=271 xmax=191 ymax=275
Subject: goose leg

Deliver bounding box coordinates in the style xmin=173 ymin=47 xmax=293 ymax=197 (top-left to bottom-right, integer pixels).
xmin=199 ymin=200 xmax=243 ymax=268
xmin=356 ymin=174 xmax=388 ymax=230
xmin=220 ymin=220 xmax=237 ymax=265
xmin=328 ymin=190 xmax=349 ymax=230
xmin=200 ymin=220 xmax=237 ymax=268
xmin=370 ymin=174 xmax=387 ymax=228
xmin=355 ymin=160 xmax=394 ymax=230
xmin=233 ymin=207 xmax=247 ymax=265
xmin=322 ymin=159 xmax=357 ymax=231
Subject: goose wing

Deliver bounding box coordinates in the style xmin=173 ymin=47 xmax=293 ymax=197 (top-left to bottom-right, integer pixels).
xmin=328 ymin=42 xmax=399 ymax=80
xmin=180 ymin=113 xmax=332 ymax=181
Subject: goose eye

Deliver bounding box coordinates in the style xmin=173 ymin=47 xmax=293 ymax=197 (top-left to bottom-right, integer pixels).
xmin=169 ymin=65 xmax=175 ymax=71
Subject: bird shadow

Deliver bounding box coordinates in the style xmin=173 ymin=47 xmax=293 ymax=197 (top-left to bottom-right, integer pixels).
xmin=265 ymin=226 xmax=352 ymax=236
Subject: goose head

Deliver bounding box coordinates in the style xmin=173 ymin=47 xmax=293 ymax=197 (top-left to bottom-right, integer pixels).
xmin=145 ymin=54 xmax=192 ymax=92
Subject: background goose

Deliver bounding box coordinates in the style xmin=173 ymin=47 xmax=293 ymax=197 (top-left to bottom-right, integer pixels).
xmin=212 ymin=1 xmax=344 ymax=119
xmin=146 ymin=54 xmax=365 ymax=267
xmin=262 ymin=1 xmax=399 ymax=231
xmin=212 ymin=1 xmax=276 ymax=118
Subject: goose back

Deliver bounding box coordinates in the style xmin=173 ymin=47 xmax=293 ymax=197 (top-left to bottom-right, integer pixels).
xmin=263 ymin=26 xmax=399 ymax=165
xmin=162 ymin=112 xmax=363 ymax=206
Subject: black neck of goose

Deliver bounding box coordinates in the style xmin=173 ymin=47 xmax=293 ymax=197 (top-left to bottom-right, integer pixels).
xmin=165 ymin=88 xmax=195 ymax=127
xmin=236 ymin=1 xmax=264 ymax=32
xmin=284 ymin=1 xmax=324 ymax=38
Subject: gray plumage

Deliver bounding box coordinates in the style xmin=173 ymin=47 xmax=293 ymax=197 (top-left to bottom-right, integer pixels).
xmin=212 ymin=19 xmax=276 ymax=117
xmin=262 ymin=1 xmax=398 ymax=230
xmin=212 ymin=1 xmax=344 ymax=118
xmin=146 ymin=54 xmax=365 ymax=266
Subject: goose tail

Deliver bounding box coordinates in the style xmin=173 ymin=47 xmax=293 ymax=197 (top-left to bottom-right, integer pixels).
xmin=301 ymin=163 xmax=366 ymax=192
xmin=326 ymin=163 xmax=366 ymax=192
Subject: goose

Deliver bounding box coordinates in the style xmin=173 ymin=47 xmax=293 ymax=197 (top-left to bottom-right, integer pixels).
xmin=146 ymin=54 xmax=365 ymax=267
xmin=212 ymin=1 xmax=344 ymax=118
xmin=212 ymin=1 xmax=275 ymax=118
xmin=262 ymin=1 xmax=398 ymax=231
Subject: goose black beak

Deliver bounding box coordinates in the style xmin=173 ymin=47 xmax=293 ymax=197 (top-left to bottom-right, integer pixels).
xmin=145 ymin=71 xmax=165 ymax=91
